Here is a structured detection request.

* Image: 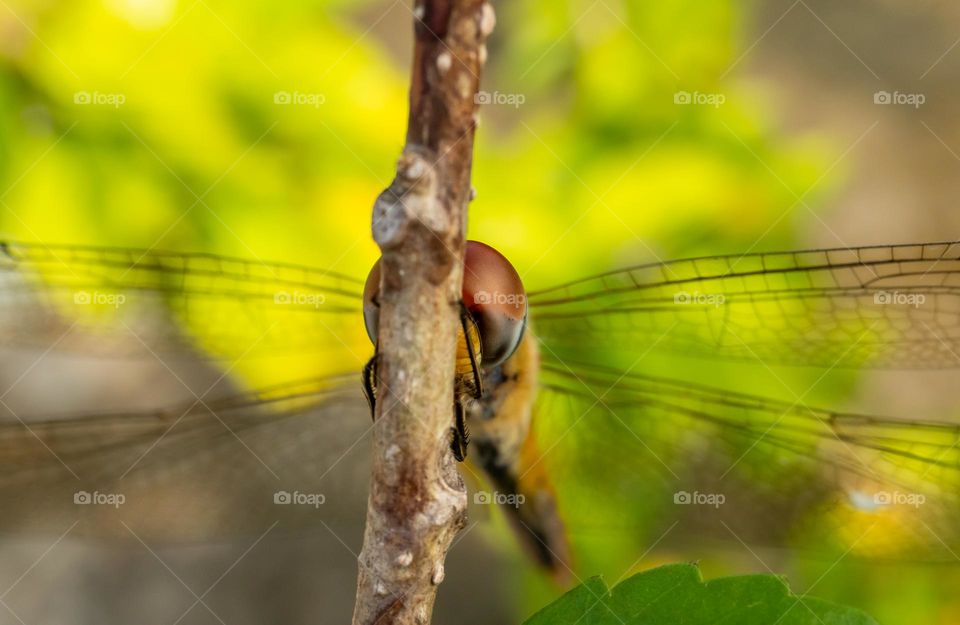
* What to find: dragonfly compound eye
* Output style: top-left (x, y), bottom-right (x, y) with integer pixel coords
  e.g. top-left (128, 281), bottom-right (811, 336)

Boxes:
top-left (463, 240), bottom-right (527, 367)
top-left (362, 241), bottom-right (527, 367)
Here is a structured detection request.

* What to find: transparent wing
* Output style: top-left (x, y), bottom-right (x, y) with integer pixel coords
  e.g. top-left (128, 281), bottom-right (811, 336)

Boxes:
top-left (0, 372), bottom-right (373, 541)
top-left (0, 241), bottom-right (367, 361)
top-left (529, 241), bottom-right (960, 368)
top-left (536, 360), bottom-right (960, 562)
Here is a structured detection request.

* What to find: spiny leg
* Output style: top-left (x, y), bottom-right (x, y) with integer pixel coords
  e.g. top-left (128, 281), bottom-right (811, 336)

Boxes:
top-left (450, 400), bottom-right (470, 462)
top-left (453, 304), bottom-right (483, 462)
top-left (362, 350), bottom-right (379, 421)
top-left (460, 303), bottom-right (484, 399)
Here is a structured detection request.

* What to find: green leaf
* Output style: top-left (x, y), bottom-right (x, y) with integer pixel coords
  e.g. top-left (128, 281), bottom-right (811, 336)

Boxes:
top-left (522, 563), bottom-right (878, 625)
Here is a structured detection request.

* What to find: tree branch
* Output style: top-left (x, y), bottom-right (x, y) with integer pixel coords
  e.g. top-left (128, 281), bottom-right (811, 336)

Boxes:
top-left (352, 1), bottom-right (494, 624)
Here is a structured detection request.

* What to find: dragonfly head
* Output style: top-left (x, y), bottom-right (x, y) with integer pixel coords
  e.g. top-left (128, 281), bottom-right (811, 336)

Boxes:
top-left (362, 240), bottom-right (527, 368)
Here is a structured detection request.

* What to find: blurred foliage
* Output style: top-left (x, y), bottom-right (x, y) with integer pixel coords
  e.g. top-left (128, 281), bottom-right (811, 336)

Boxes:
top-left (0, 0), bottom-right (953, 623)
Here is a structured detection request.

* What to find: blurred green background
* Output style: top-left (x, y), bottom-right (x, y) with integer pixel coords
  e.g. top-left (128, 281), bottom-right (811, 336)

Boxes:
top-left (1, 0), bottom-right (959, 623)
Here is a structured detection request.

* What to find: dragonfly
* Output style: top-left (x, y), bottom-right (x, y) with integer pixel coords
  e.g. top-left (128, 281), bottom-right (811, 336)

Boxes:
top-left (0, 238), bottom-right (959, 583)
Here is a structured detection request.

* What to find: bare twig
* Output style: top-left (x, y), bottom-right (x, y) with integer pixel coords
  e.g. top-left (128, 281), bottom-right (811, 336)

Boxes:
top-left (352, 1), bottom-right (494, 624)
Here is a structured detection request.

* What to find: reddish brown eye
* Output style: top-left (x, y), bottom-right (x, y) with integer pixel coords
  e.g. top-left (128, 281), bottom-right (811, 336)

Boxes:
top-left (462, 240), bottom-right (527, 367)
top-left (362, 259), bottom-right (381, 345)
top-left (362, 241), bottom-right (527, 367)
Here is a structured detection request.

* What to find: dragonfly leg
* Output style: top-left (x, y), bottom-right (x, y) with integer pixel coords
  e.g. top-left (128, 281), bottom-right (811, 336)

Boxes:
top-left (362, 350), bottom-right (378, 420)
top-left (450, 400), bottom-right (470, 462)
top-left (460, 303), bottom-right (484, 399)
